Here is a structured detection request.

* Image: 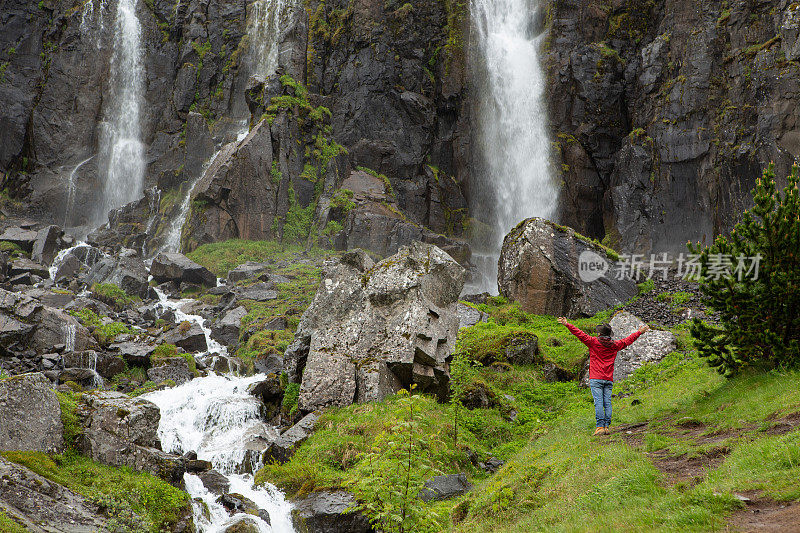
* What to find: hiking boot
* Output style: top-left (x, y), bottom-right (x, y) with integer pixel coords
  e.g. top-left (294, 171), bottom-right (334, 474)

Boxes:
top-left (602, 427), bottom-right (611, 435)
top-left (593, 427), bottom-right (604, 436)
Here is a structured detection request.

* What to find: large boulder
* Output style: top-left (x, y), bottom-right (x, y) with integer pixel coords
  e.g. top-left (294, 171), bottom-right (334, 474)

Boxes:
top-left (211, 306), bottom-right (248, 349)
top-left (160, 322), bottom-right (208, 353)
top-left (0, 457), bottom-right (107, 530)
top-left (418, 473), bottom-right (472, 502)
top-left (227, 261), bottom-right (272, 283)
top-left (0, 372), bottom-right (63, 453)
top-left (498, 218), bottom-right (637, 316)
top-left (31, 225), bottom-right (63, 266)
top-left (77, 392), bottom-right (185, 482)
top-left (150, 252), bottom-right (217, 287)
top-left (147, 357), bottom-right (193, 386)
top-left (84, 255), bottom-right (150, 299)
top-left (0, 227), bottom-right (38, 252)
top-left (8, 257), bottom-right (50, 279)
top-left (609, 312), bottom-right (677, 381)
top-left (31, 306), bottom-right (93, 355)
top-left (291, 490), bottom-right (373, 533)
top-left (289, 243), bottom-right (464, 412)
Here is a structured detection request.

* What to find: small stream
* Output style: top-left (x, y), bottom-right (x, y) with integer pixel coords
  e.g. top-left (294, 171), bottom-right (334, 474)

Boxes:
top-left (144, 290), bottom-right (295, 532)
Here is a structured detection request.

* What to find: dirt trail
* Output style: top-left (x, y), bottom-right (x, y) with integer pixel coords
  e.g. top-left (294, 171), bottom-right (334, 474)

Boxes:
top-left (606, 413), bottom-right (800, 530)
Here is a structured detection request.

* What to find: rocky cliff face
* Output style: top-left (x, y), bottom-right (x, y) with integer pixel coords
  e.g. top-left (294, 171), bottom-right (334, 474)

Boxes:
top-left (0, 0), bottom-right (471, 260)
top-left (547, 0), bottom-right (800, 253)
top-left (2, 0), bottom-right (793, 262)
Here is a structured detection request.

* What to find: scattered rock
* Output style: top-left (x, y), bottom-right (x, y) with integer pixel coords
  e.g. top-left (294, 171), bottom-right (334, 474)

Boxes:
top-left (211, 306), bottom-right (248, 349)
top-left (8, 257), bottom-right (50, 278)
top-left (85, 255), bottom-right (150, 299)
top-left (77, 392), bottom-right (185, 483)
top-left (197, 469), bottom-right (231, 495)
top-left (0, 227), bottom-right (38, 252)
top-left (291, 490), bottom-right (372, 533)
top-left (457, 303), bottom-right (487, 329)
top-left (498, 218), bottom-right (637, 316)
top-left (31, 225), bottom-right (63, 266)
top-left (263, 412), bottom-right (319, 464)
top-left (151, 252), bottom-right (217, 287)
top-left (543, 362), bottom-right (575, 383)
top-left (0, 372), bottom-right (63, 453)
top-left (233, 282), bottom-right (278, 302)
top-left (228, 261), bottom-right (272, 283)
top-left (147, 357), bottom-right (193, 386)
top-left (609, 311), bottom-right (676, 381)
top-left (419, 473), bottom-right (472, 502)
top-left (0, 457), bottom-right (108, 530)
top-left (161, 322), bottom-right (208, 353)
top-left (292, 243), bottom-right (465, 411)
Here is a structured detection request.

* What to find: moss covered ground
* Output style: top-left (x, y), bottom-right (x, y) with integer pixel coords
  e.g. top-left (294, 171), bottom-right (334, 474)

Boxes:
top-left (253, 294), bottom-right (800, 532)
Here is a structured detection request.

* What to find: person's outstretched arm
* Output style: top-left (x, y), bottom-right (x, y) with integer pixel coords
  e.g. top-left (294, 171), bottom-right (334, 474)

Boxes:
top-left (557, 317), bottom-right (595, 348)
top-left (616, 324), bottom-right (650, 349)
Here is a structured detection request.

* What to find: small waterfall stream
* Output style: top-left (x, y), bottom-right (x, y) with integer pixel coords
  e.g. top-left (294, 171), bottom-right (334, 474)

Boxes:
top-left (96, 0), bottom-right (146, 225)
top-left (144, 289), bottom-right (295, 532)
top-left (469, 0), bottom-right (558, 292)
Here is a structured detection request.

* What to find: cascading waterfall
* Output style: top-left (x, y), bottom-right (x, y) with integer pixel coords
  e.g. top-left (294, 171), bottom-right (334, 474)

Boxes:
top-left (143, 289), bottom-right (294, 532)
top-left (469, 0), bottom-right (558, 292)
top-left (95, 0), bottom-right (146, 225)
top-left (64, 155), bottom-right (95, 227)
top-left (157, 0), bottom-right (288, 253)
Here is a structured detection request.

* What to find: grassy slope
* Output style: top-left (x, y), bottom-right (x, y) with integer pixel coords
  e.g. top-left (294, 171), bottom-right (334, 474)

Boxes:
top-left (252, 290), bottom-right (800, 532)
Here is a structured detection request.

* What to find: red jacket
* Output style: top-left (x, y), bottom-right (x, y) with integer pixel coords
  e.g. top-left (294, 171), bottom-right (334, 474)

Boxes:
top-left (565, 323), bottom-right (643, 381)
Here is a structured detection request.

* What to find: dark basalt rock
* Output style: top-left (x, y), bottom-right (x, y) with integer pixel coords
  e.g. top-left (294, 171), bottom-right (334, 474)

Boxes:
top-left (498, 218), bottom-right (637, 316)
top-left (291, 490), bottom-right (373, 533)
top-left (418, 473), bottom-right (472, 502)
top-left (150, 252), bottom-right (217, 288)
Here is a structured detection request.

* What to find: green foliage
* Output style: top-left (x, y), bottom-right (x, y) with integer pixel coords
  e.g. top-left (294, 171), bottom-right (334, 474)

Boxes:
top-left (152, 343), bottom-right (178, 358)
top-left (0, 240), bottom-right (24, 256)
top-left (192, 39), bottom-right (212, 59)
top-left (346, 389), bottom-right (444, 533)
top-left (282, 382), bottom-right (300, 416)
top-left (270, 160), bottom-right (282, 185)
top-left (90, 283), bottom-right (138, 310)
top-left (637, 278), bottom-right (655, 294)
top-left (69, 308), bottom-right (133, 345)
top-left (282, 184), bottom-right (315, 244)
top-left (689, 163), bottom-right (800, 374)
top-left (1, 452), bottom-right (191, 532)
top-left (0, 62), bottom-right (8, 84)
top-left (322, 220), bottom-right (344, 245)
top-left (55, 390), bottom-right (82, 450)
top-left (0, 510), bottom-right (27, 533)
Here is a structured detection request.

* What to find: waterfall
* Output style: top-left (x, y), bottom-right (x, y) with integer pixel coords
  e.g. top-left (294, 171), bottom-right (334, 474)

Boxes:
top-left (96, 0), bottom-right (146, 226)
top-left (469, 0), bottom-right (558, 292)
top-left (64, 324), bottom-right (76, 353)
top-left (64, 155), bottom-right (95, 227)
top-left (144, 289), bottom-right (295, 532)
top-left (156, 0), bottom-right (288, 254)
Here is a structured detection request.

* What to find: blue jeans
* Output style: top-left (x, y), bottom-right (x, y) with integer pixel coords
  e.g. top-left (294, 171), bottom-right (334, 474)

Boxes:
top-left (589, 379), bottom-right (613, 428)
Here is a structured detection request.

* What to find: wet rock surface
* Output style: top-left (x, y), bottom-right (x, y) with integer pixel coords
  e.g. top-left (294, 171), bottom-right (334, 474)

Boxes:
top-left (291, 490), bottom-right (373, 533)
top-left (498, 218), bottom-right (637, 316)
top-left (610, 312), bottom-right (677, 382)
top-left (0, 372), bottom-right (64, 453)
top-left (290, 243), bottom-right (465, 411)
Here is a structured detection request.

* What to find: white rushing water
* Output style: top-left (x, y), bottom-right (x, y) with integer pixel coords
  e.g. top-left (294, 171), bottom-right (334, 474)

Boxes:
top-left (157, 0), bottom-right (288, 254)
top-left (144, 290), bottom-right (295, 532)
top-left (64, 155), bottom-right (95, 227)
top-left (469, 0), bottom-right (558, 292)
top-left (96, 0), bottom-right (146, 225)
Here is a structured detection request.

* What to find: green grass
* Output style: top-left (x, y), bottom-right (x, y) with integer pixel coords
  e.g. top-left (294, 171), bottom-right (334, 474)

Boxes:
top-left (186, 239), bottom-right (331, 278)
top-left (0, 510), bottom-right (27, 532)
top-left (90, 283), bottom-right (138, 310)
top-left (251, 291), bottom-right (800, 533)
top-left (1, 451), bottom-right (191, 532)
top-left (69, 308), bottom-right (134, 345)
top-left (458, 297), bottom-right (615, 372)
top-left (452, 353), bottom-right (800, 532)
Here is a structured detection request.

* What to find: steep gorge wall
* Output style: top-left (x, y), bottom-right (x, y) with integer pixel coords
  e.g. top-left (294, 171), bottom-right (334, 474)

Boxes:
top-left (547, 0), bottom-right (800, 253)
top-left (3, 0), bottom-right (796, 260)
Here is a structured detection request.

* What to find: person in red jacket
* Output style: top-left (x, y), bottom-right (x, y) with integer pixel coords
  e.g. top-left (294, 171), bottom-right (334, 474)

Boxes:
top-left (558, 316), bottom-right (649, 435)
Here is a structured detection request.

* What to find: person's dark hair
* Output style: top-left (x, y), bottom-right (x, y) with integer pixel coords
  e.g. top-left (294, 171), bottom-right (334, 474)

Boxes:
top-left (596, 323), bottom-right (613, 337)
